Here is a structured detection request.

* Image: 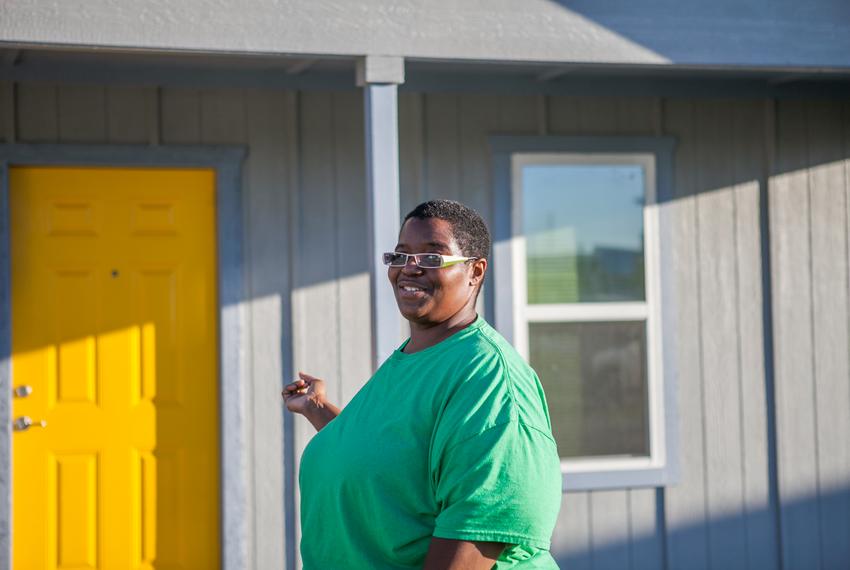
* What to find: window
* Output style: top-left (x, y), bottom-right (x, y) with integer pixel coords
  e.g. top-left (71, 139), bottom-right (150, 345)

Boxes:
top-left (490, 137), bottom-right (677, 491)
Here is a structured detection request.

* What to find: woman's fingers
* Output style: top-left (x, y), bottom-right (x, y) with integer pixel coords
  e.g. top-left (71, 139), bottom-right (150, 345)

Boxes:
top-left (284, 379), bottom-right (309, 391)
top-left (298, 371), bottom-right (321, 383)
top-left (282, 378), bottom-right (310, 400)
top-left (282, 372), bottom-right (322, 406)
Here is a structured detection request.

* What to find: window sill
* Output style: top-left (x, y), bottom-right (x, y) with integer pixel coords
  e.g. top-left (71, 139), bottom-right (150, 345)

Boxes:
top-left (562, 463), bottom-right (678, 492)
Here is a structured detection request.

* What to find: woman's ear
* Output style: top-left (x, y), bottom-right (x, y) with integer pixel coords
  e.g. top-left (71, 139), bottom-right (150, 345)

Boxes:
top-left (469, 258), bottom-right (488, 286)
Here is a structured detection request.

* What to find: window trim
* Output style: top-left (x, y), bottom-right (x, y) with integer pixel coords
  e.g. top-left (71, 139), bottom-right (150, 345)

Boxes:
top-left (489, 135), bottom-right (679, 492)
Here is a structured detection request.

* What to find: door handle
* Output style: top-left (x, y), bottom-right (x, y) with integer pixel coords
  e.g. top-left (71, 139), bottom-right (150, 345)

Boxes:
top-left (13, 416), bottom-right (47, 431)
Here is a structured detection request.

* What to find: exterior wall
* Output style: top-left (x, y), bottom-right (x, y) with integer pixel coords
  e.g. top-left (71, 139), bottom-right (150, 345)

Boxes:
top-left (771, 100), bottom-right (850, 570)
top-left (0, 82), bottom-right (297, 569)
top-left (396, 94), bottom-right (850, 569)
top-left (3, 80), bottom-right (850, 569)
top-left (397, 94), bottom-right (775, 569)
top-left (289, 91), bottom-right (374, 568)
top-left (3, 1), bottom-right (850, 69)
top-left (661, 99), bottom-right (777, 570)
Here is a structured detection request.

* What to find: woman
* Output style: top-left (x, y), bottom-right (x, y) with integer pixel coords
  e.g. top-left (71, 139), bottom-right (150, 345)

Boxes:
top-left (283, 200), bottom-right (561, 569)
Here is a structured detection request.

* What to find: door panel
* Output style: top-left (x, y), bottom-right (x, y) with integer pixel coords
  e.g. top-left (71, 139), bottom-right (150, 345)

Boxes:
top-left (11, 166), bottom-right (220, 570)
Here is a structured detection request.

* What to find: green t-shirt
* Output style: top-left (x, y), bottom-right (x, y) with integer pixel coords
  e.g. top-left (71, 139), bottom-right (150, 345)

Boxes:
top-left (299, 316), bottom-right (562, 569)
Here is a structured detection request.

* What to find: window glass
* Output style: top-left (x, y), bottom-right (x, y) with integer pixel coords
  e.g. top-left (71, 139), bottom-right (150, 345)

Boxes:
top-left (522, 164), bottom-right (646, 303)
top-left (529, 321), bottom-right (650, 458)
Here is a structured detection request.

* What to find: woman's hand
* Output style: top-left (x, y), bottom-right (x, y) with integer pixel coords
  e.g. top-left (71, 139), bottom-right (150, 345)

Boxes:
top-left (282, 372), bottom-right (326, 414)
top-left (282, 372), bottom-right (341, 431)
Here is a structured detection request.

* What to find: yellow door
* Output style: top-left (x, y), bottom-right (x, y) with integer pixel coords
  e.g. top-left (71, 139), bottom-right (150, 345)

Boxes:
top-left (11, 166), bottom-right (220, 569)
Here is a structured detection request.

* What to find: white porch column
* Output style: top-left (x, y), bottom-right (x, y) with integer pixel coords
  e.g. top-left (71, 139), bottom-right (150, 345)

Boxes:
top-left (358, 55), bottom-right (405, 370)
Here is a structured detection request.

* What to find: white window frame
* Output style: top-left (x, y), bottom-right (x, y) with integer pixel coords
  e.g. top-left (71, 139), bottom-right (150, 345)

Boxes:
top-left (489, 136), bottom-right (679, 492)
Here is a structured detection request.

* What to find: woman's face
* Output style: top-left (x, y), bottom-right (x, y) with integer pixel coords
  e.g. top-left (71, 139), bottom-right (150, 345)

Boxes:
top-left (388, 217), bottom-right (485, 325)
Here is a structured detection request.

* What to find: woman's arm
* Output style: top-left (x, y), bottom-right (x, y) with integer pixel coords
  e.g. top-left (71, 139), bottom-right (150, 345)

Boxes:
top-left (299, 396), bottom-right (340, 432)
top-left (282, 372), bottom-right (340, 431)
top-left (423, 538), bottom-right (505, 570)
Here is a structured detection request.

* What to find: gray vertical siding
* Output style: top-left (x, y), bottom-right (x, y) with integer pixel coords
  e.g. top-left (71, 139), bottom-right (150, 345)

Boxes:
top-left (3, 79), bottom-right (850, 569)
top-left (241, 88), bottom-right (293, 570)
top-left (663, 99), bottom-right (711, 570)
top-left (771, 100), bottom-right (850, 570)
top-left (694, 101), bottom-right (748, 570)
top-left (771, 99), bottom-right (821, 570)
top-left (291, 90), bottom-right (372, 407)
top-left (661, 98), bottom-right (779, 570)
top-left (801, 101), bottom-right (850, 570)
top-left (732, 101), bottom-right (777, 570)
top-left (289, 89), bottom-right (375, 564)
top-left (330, 92), bottom-right (372, 405)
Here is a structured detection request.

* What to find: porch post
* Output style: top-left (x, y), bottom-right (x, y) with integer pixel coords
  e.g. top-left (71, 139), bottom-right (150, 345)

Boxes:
top-left (358, 55), bottom-right (405, 370)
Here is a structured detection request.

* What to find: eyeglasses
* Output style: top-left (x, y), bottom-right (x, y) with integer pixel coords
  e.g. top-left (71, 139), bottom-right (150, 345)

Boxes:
top-left (382, 252), bottom-right (478, 269)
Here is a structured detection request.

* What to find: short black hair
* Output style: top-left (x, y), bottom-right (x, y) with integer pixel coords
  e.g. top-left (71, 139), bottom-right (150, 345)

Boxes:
top-left (402, 200), bottom-right (491, 259)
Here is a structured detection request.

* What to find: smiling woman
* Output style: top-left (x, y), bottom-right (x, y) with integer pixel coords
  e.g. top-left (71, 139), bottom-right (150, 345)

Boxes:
top-left (283, 200), bottom-right (562, 570)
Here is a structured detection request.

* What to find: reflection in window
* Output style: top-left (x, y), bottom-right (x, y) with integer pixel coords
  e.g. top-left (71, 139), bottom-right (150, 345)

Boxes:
top-left (529, 321), bottom-right (649, 458)
top-left (523, 164), bottom-right (645, 303)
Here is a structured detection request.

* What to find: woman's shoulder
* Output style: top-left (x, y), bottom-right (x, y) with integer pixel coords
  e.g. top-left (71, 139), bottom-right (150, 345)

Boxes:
top-left (453, 319), bottom-right (537, 383)
top-left (445, 317), bottom-right (509, 356)
top-left (443, 319), bottom-right (552, 434)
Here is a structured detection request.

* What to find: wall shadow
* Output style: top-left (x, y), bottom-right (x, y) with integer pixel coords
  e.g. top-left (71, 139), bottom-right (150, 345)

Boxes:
top-left (543, 0), bottom-right (850, 69)
top-left (552, 486), bottom-right (850, 570)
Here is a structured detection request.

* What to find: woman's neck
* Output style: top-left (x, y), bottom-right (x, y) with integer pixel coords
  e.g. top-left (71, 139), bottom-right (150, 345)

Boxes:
top-left (404, 308), bottom-right (478, 354)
